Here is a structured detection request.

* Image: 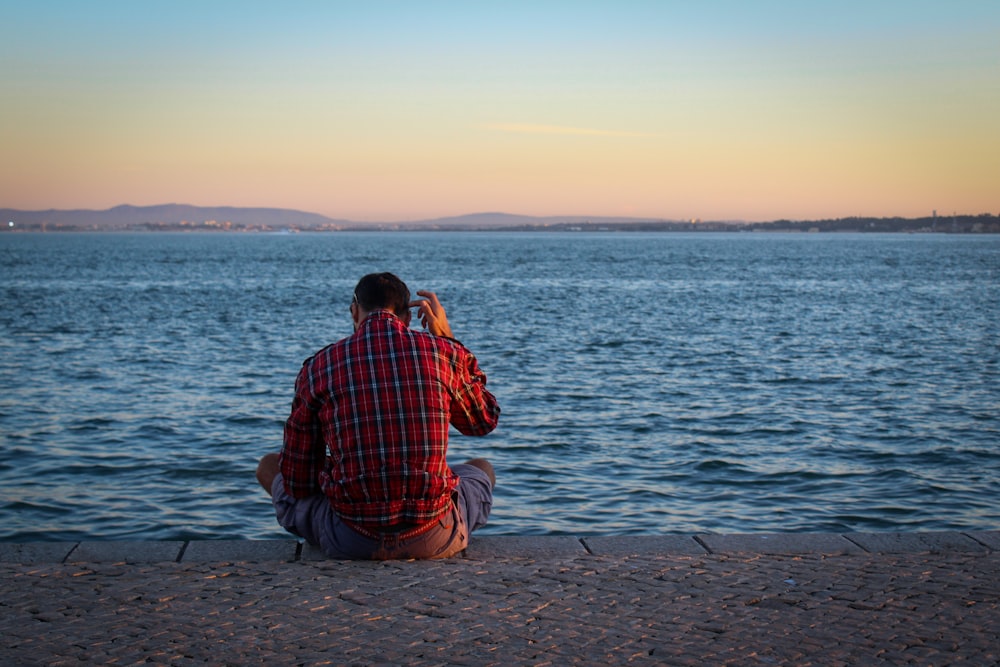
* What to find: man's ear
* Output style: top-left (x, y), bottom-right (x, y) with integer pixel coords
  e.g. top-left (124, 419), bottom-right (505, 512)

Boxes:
top-left (401, 308), bottom-right (412, 326)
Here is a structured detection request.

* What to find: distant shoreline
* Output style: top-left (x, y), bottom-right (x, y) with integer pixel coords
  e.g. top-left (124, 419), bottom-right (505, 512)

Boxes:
top-left (4, 221), bottom-right (999, 234)
top-left (3, 204), bottom-right (998, 234)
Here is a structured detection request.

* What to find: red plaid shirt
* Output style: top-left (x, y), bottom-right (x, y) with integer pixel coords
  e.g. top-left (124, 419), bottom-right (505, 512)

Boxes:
top-left (280, 311), bottom-right (500, 528)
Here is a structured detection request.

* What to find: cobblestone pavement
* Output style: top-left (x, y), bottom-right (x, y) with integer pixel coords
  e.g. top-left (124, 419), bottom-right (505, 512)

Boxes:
top-left (2, 537), bottom-right (998, 665)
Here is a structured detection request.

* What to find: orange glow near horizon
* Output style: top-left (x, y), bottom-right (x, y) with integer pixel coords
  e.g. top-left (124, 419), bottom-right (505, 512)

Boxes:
top-left (1, 3), bottom-right (997, 222)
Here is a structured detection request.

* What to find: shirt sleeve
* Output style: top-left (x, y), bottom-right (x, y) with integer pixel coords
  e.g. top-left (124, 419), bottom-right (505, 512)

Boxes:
top-left (447, 342), bottom-right (501, 436)
top-left (279, 362), bottom-right (326, 498)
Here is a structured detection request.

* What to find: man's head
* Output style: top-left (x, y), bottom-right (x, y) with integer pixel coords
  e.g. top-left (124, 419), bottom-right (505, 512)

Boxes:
top-left (351, 272), bottom-right (411, 328)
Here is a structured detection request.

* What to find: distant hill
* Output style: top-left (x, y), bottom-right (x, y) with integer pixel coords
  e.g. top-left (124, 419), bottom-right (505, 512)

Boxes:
top-left (3, 204), bottom-right (997, 233)
top-left (1, 204), bottom-right (349, 230)
top-left (397, 212), bottom-right (677, 228)
top-left (1, 205), bottom-right (680, 231)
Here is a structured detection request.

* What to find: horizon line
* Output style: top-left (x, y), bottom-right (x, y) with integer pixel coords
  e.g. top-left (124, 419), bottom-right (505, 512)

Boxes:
top-left (4, 203), bottom-right (992, 226)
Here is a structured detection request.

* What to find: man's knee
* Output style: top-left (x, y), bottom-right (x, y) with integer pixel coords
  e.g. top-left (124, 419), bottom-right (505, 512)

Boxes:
top-left (257, 453), bottom-right (280, 493)
top-left (463, 458), bottom-right (495, 489)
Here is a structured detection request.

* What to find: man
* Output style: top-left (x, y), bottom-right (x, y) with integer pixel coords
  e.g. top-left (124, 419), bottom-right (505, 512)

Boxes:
top-left (256, 272), bottom-right (500, 559)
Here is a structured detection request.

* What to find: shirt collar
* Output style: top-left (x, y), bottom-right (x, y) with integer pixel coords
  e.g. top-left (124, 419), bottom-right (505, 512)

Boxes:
top-left (360, 309), bottom-right (405, 327)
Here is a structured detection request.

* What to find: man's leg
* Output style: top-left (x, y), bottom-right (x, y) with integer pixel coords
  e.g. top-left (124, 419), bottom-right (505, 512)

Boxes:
top-left (257, 452), bottom-right (280, 493)
top-left (451, 460), bottom-right (495, 534)
top-left (258, 453), bottom-right (327, 547)
top-left (463, 458), bottom-right (495, 488)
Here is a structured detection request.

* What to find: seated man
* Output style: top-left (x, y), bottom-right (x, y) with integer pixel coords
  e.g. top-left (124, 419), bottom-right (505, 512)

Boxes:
top-left (257, 272), bottom-right (500, 559)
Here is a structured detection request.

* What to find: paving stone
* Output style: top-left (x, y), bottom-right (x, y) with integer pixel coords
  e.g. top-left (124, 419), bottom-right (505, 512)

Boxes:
top-left (68, 540), bottom-right (186, 563)
top-left (966, 531), bottom-right (1000, 551)
top-left (581, 535), bottom-right (708, 556)
top-left (299, 542), bottom-right (328, 561)
top-left (697, 532), bottom-right (862, 555)
top-left (3, 543), bottom-right (998, 665)
top-left (461, 535), bottom-right (587, 559)
top-left (181, 539), bottom-right (299, 562)
top-left (0, 542), bottom-right (78, 563)
top-left (845, 531), bottom-right (991, 554)
top-left (298, 535), bottom-right (588, 561)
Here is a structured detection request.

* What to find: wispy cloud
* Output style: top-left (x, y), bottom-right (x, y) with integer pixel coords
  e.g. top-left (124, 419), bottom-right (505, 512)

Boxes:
top-left (484, 123), bottom-right (653, 138)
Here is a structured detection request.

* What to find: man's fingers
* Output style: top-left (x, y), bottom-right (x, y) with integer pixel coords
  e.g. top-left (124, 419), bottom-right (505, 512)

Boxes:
top-left (415, 290), bottom-right (442, 309)
top-left (410, 291), bottom-right (450, 336)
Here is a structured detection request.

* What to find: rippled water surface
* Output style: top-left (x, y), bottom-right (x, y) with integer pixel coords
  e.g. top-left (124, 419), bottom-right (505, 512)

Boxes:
top-left (1, 231), bottom-right (997, 540)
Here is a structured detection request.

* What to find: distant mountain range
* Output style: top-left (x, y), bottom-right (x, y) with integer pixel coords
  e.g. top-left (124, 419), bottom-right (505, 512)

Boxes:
top-left (2, 204), bottom-right (997, 233)
top-left (1, 204), bottom-right (350, 230)
top-left (388, 211), bottom-right (682, 229)
top-left (0, 204), bottom-right (678, 231)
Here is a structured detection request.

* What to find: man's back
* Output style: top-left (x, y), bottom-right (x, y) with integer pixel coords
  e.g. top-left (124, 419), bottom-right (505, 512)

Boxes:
top-left (282, 310), bottom-right (499, 528)
top-left (260, 273), bottom-right (499, 559)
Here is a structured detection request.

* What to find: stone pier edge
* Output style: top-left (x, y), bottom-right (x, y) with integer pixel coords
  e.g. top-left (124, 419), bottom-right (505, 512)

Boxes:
top-left (2, 530), bottom-right (997, 565)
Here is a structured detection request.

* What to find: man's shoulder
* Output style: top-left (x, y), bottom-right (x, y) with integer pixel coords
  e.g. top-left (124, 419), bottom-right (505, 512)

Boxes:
top-left (427, 335), bottom-right (480, 368)
top-left (302, 335), bottom-right (353, 366)
top-left (408, 328), bottom-right (468, 352)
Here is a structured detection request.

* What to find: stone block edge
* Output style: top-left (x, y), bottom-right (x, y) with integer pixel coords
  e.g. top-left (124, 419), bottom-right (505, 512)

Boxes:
top-left (1, 531), bottom-right (996, 564)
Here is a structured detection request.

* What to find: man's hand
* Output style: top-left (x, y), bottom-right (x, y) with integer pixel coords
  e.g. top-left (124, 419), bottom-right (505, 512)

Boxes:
top-left (410, 290), bottom-right (453, 338)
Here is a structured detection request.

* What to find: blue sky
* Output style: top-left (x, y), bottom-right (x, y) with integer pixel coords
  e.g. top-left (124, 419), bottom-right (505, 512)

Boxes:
top-left (2, 1), bottom-right (998, 221)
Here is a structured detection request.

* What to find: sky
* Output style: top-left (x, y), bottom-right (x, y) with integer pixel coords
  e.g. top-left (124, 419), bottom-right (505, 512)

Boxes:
top-left (1, 1), bottom-right (998, 222)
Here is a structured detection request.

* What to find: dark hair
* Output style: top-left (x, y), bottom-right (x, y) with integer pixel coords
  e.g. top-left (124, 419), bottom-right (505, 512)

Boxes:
top-left (353, 272), bottom-right (410, 317)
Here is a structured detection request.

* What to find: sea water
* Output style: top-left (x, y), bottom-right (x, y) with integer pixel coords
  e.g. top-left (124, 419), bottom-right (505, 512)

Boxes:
top-left (1, 231), bottom-right (997, 540)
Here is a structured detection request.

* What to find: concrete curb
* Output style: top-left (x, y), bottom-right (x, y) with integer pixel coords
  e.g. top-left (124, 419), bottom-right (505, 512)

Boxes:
top-left (1, 531), bottom-right (997, 564)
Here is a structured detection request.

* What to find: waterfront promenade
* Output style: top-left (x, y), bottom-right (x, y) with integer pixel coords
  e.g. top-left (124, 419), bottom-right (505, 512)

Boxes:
top-left (3, 531), bottom-right (998, 665)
